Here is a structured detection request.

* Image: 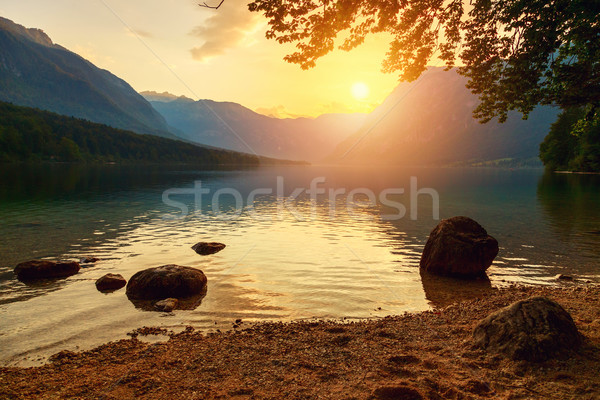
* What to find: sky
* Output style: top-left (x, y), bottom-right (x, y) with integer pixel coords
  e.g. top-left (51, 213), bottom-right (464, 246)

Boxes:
top-left (0, 0), bottom-right (401, 118)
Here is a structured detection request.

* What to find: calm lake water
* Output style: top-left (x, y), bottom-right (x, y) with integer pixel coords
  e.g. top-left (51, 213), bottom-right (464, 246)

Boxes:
top-left (0, 164), bottom-right (599, 365)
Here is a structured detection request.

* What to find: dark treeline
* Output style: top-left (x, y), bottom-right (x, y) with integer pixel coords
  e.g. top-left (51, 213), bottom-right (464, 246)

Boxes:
top-left (0, 101), bottom-right (259, 165)
top-left (540, 107), bottom-right (600, 172)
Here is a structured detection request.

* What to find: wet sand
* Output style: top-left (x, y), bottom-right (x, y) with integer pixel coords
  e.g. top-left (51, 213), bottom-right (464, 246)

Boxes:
top-left (0, 284), bottom-right (598, 399)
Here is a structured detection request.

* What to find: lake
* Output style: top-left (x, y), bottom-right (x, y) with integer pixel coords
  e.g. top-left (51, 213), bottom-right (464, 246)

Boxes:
top-left (0, 164), bottom-right (599, 366)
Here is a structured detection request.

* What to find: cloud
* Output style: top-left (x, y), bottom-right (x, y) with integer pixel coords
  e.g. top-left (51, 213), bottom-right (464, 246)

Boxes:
top-left (189, 0), bottom-right (260, 61)
top-left (254, 105), bottom-right (309, 119)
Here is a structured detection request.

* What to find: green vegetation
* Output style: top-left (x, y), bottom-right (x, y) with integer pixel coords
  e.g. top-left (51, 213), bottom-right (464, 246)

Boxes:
top-left (540, 107), bottom-right (600, 172)
top-left (0, 101), bottom-right (259, 165)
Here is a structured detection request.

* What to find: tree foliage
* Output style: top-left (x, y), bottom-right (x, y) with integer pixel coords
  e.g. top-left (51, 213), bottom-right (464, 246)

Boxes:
top-left (247, 0), bottom-right (600, 123)
top-left (539, 105), bottom-right (600, 172)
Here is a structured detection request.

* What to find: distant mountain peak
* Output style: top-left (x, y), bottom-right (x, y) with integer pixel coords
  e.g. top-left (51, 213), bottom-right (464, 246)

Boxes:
top-left (148, 96), bottom-right (367, 161)
top-left (0, 17), bottom-right (55, 48)
top-left (140, 90), bottom-right (193, 102)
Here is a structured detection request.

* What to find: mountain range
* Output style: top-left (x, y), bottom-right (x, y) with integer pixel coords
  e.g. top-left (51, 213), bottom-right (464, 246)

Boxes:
top-left (328, 68), bottom-right (559, 165)
top-left (0, 17), bottom-right (175, 139)
top-left (0, 16), bottom-right (560, 166)
top-left (142, 92), bottom-right (366, 162)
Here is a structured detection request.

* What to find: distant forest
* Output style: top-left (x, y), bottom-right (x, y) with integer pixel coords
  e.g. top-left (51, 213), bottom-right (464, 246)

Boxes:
top-left (0, 101), bottom-right (259, 165)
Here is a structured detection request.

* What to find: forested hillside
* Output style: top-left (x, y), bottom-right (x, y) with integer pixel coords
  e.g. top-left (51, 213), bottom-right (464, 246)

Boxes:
top-left (0, 102), bottom-right (259, 165)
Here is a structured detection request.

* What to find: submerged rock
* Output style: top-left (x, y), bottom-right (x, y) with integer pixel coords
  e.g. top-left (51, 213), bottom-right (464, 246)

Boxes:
top-left (473, 296), bottom-right (582, 362)
top-left (14, 260), bottom-right (80, 281)
top-left (419, 216), bottom-right (498, 277)
top-left (95, 273), bottom-right (126, 292)
top-left (419, 269), bottom-right (492, 308)
top-left (155, 298), bottom-right (178, 312)
top-left (81, 257), bottom-right (100, 264)
top-left (191, 242), bottom-right (226, 256)
top-left (555, 274), bottom-right (574, 281)
top-left (126, 264), bottom-right (207, 300)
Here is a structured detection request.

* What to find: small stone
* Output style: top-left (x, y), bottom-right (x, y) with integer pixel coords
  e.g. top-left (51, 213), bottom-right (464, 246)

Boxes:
top-left (555, 274), bottom-right (574, 281)
top-left (155, 298), bottom-right (178, 312)
top-left (95, 273), bottom-right (126, 291)
top-left (49, 350), bottom-right (77, 363)
top-left (191, 242), bottom-right (226, 256)
top-left (81, 257), bottom-right (100, 264)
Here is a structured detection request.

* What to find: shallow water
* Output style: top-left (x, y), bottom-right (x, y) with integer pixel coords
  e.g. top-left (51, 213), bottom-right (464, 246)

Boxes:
top-left (0, 164), bottom-right (598, 365)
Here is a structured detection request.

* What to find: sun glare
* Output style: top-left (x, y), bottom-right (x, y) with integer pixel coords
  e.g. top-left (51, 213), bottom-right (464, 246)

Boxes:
top-left (351, 82), bottom-right (370, 100)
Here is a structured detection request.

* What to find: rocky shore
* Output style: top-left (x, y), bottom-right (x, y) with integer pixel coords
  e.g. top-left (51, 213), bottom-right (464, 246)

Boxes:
top-left (0, 284), bottom-right (598, 399)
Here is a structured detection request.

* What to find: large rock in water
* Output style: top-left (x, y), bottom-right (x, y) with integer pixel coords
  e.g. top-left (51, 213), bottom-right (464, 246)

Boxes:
top-left (126, 265), bottom-right (207, 300)
top-left (419, 216), bottom-right (498, 277)
top-left (473, 297), bottom-right (582, 362)
top-left (14, 260), bottom-right (80, 281)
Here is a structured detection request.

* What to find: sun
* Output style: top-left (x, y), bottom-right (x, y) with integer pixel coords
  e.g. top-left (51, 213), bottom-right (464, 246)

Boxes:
top-left (351, 82), bottom-right (370, 100)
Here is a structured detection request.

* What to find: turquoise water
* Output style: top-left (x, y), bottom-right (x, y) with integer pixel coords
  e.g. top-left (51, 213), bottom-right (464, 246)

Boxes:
top-left (0, 164), bottom-right (598, 365)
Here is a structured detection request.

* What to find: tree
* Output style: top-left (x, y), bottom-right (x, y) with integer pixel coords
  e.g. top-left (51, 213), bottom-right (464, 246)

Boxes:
top-left (540, 106), bottom-right (600, 171)
top-left (247, 0), bottom-right (600, 123)
top-left (58, 137), bottom-right (82, 162)
top-left (539, 107), bottom-right (583, 170)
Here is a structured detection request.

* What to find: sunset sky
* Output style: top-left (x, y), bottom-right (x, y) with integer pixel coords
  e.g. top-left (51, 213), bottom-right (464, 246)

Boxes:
top-left (0, 0), bottom-right (401, 117)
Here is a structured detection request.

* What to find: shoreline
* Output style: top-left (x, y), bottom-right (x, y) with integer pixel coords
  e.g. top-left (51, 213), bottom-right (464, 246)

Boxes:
top-left (554, 170), bottom-right (600, 175)
top-left (1, 284), bottom-right (598, 399)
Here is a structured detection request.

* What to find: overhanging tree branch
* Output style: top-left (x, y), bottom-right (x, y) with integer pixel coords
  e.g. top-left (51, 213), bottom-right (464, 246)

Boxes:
top-left (246, 0), bottom-right (600, 123)
top-left (199, 0), bottom-right (224, 9)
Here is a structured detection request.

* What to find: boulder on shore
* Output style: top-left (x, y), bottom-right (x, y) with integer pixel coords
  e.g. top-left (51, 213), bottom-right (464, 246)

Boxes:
top-left (473, 296), bottom-right (582, 362)
top-left (14, 260), bottom-right (80, 281)
top-left (126, 264), bottom-right (207, 300)
top-left (191, 242), bottom-right (226, 256)
top-left (95, 273), bottom-right (126, 292)
top-left (419, 216), bottom-right (498, 277)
